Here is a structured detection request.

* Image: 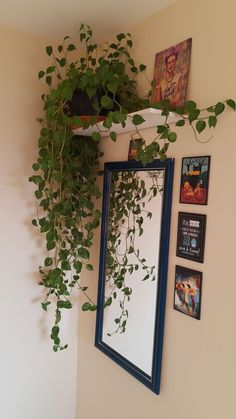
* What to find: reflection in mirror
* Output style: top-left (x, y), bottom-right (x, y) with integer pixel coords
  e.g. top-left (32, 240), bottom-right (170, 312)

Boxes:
top-left (95, 159), bottom-right (174, 394)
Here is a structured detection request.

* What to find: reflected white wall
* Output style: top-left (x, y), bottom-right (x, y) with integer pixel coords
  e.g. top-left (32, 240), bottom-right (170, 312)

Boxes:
top-left (102, 169), bottom-right (164, 375)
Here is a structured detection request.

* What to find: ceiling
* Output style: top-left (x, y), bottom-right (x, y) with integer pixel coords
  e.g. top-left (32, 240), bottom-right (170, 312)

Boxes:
top-left (1, 0), bottom-right (175, 41)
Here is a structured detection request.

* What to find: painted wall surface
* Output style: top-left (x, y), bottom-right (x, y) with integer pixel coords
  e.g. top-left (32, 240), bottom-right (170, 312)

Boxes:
top-left (0, 25), bottom-right (78, 419)
top-left (76, 1), bottom-right (236, 418)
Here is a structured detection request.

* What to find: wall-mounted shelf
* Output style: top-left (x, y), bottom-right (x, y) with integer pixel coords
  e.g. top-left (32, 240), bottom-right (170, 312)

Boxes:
top-left (72, 108), bottom-right (179, 138)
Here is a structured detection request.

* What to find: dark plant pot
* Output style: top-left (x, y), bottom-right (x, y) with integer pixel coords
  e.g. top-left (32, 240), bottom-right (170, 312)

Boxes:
top-left (67, 89), bottom-right (119, 117)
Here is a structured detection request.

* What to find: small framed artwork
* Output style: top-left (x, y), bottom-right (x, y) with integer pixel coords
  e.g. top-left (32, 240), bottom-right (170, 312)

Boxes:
top-left (176, 212), bottom-right (206, 263)
top-left (151, 38), bottom-right (192, 108)
top-left (128, 138), bottom-right (143, 160)
top-left (179, 156), bottom-right (211, 205)
top-left (174, 265), bottom-right (202, 320)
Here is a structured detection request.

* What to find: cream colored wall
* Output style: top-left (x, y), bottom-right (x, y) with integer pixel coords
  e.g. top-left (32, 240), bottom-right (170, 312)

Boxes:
top-left (76, 1), bottom-right (236, 418)
top-left (0, 25), bottom-right (78, 419)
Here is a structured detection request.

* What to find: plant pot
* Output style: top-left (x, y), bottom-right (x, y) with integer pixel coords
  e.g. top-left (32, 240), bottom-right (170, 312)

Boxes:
top-left (67, 89), bottom-right (119, 118)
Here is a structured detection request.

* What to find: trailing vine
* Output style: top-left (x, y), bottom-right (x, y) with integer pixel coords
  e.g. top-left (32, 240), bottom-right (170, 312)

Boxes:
top-left (105, 169), bottom-right (164, 335)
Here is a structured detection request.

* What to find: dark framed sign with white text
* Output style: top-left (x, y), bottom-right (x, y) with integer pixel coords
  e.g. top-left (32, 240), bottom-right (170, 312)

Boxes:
top-left (176, 212), bottom-right (206, 263)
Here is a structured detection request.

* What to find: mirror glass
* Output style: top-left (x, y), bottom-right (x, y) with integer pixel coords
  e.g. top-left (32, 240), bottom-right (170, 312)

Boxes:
top-left (95, 159), bottom-right (174, 394)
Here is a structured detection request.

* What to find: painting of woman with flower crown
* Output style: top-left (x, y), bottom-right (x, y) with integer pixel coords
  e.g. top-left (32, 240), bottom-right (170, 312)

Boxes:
top-left (152, 38), bottom-right (192, 108)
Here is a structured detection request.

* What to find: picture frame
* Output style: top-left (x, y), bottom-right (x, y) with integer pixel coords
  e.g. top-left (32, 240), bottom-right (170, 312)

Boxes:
top-left (179, 156), bottom-right (211, 205)
top-left (128, 138), bottom-right (143, 160)
top-left (176, 212), bottom-right (206, 263)
top-left (174, 265), bottom-right (202, 320)
top-left (95, 159), bottom-right (175, 394)
top-left (151, 38), bottom-right (192, 108)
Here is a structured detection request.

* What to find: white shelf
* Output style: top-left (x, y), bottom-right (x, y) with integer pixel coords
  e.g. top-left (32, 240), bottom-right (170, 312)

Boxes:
top-left (72, 107), bottom-right (179, 138)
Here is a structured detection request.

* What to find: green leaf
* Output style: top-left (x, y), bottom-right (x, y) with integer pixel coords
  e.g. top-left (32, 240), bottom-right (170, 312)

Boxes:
top-left (127, 39), bottom-right (133, 48)
top-left (206, 106), bottom-right (215, 112)
top-left (38, 71), bottom-right (45, 79)
top-left (58, 45), bottom-right (63, 53)
top-left (157, 124), bottom-right (167, 134)
top-left (58, 58), bottom-right (66, 67)
top-left (44, 257), bottom-right (53, 267)
top-left (29, 175), bottom-right (42, 185)
top-left (188, 108), bottom-right (200, 123)
top-left (35, 190), bottom-right (43, 199)
top-left (105, 297), bottom-right (112, 307)
top-left (82, 302), bottom-right (91, 311)
top-left (91, 131), bottom-right (101, 142)
top-left (32, 219), bottom-right (38, 226)
top-left (110, 131), bottom-right (117, 142)
top-left (67, 44), bottom-right (76, 51)
top-left (78, 247), bottom-right (90, 259)
top-left (175, 119), bottom-right (185, 127)
top-left (86, 85), bottom-right (97, 99)
top-left (117, 33), bottom-right (126, 42)
top-left (208, 115), bottom-right (217, 128)
top-left (46, 76), bottom-right (52, 86)
top-left (46, 46), bottom-right (53, 56)
top-left (32, 163), bottom-right (40, 171)
top-left (51, 327), bottom-right (59, 342)
top-left (61, 85), bottom-right (73, 100)
top-left (101, 95), bottom-right (113, 110)
top-left (196, 120), bottom-right (206, 133)
top-left (215, 102), bottom-right (225, 116)
top-left (47, 241), bottom-right (55, 251)
top-left (57, 300), bottom-right (72, 309)
top-left (107, 82), bottom-right (118, 94)
top-left (185, 100), bottom-right (197, 112)
top-left (168, 132), bottom-right (177, 142)
top-left (59, 249), bottom-right (68, 260)
top-left (61, 260), bottom-right (71, 271)
top-left (226, 99), bottom-right (236, 110)
top-left (46, 66), bottom-right (55, 74)
top-left (139, 64), bottom-right (146, 72)
top-left (73, 261), bottom-right (82, 272)
top-left (132, 114), bottom-right (145, 126)
top-left (86, 264), bottom-right (93, 271)
top-left (41, 301), bottom-right (51, 311)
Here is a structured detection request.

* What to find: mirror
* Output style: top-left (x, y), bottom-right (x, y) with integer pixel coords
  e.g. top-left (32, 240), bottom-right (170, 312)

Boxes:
top-left (95, 159), bottom-right (174, 394)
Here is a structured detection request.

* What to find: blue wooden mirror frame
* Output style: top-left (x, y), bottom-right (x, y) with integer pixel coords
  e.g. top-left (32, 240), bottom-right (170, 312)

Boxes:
top-left (95, 159), bottom-right (174, 394)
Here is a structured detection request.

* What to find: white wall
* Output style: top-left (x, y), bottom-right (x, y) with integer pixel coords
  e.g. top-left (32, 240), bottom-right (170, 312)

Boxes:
top-left (0, 25), bottom-right (78, 419)
top-left (76, 1), bottom-right (236, 418)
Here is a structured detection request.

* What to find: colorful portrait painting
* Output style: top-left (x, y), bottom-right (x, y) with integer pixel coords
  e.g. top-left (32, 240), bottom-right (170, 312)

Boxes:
top-left (152, 38), bottom-right (192, 108)
top-left (174, 265), bottom-right (202, 320)
top-left (179, 156), bottom-right (211, 205)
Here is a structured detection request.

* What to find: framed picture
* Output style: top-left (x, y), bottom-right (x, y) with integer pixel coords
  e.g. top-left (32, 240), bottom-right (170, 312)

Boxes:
top-left (151, 38), bottom-right (192, 108)
top-left (179, 156), bottom-right (211, 205)
top-left (174, 265), bottom-right (202, 320)
top-left (176, 212), bottom-right (206, 263)
top-left (128, 138), bottom-right (143, 160)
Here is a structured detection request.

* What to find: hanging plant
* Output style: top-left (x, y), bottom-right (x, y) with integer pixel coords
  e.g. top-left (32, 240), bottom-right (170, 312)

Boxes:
top-left (29, 22), bottom-right (235, 350)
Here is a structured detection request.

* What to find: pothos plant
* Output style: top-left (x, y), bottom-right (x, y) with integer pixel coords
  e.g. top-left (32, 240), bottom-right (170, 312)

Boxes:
top-left (29, 22), bottom-right (235, 350)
